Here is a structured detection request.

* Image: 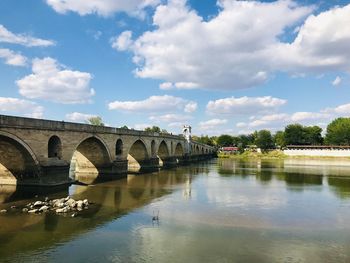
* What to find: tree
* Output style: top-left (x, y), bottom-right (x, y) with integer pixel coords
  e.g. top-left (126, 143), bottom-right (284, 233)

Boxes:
top-left (120, 125), bottom-right (129, 129)
top-left (145, 126), bottom-right (161, 133)
top-left (217, 134), bottom-right (233, 147)
top-left (87, 116), bottom-right (104, 126)
top-left (274, 131), bottom-right (286, 148)
top-left (325, 117), bottom-right (350, 145)
top-left (194, 135), bottom-right (216, 146)
top-left (284, 124), bottom-right (304, 145)
top-left (255, 130), bottom-right (274, 151)
top-left (304, 126), bottom-right (323, 145)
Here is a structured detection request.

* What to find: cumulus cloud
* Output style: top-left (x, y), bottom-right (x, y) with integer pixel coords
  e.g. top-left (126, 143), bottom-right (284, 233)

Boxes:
top-left (108, 95), bottom-right (197, 113)
top-left (0, 97), bottom-right (44, 118)
top-left (149, 113), bottom-right (192, 123)
top-left (332, 76), bottom-right (342, 86)
top-left (114, 0), bottom-right (314, 90)
top-left (16, 57), bottom-right (95, 104)
top-left (0, 24), bottom-right (54, 47)
top-left (46, 0), bottom-right (160, 17)
top-left (237, 103), bottom-right (350, 131)
top-left (199, 119), bottom-right (228, 130)
top-left (0, 48), bottom-right (27, 66)
top-left (65, 112), bottom-right (97, 123)
top-left (134, 123), bottom-right (151, 130)
top-left (275, 4), bottom-right (350, 74)
top-left (111, 30), bottom-right (133, 51)
top-left (207, 96), bottom-right (286, 115)
top-left (114, 0), bottom-right (350, 90)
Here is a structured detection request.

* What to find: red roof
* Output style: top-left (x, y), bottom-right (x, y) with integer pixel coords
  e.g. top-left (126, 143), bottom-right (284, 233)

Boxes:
top-left (222, 147), bottom-right (239, 151)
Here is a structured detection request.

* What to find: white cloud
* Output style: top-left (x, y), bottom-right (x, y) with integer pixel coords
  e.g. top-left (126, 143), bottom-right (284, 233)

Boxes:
top-left (207, 96), bottom-right (286, 115)
top-left (0, 97), bottom-right (44, 118)
top-left (0, 48), bottom-right (27, 66)
top-left (65, 112), bottom-right (97, 123)
top-left (198, 119), bottom-right (228, 130)
top-left (184, 101), bottom-right (197, 113)
top-left (46, 0), bottom-right (160, 17)
top-left (149, 113), bottom-right (192, 123)
top-left (275, 4), bottom-right (350, 73)
top-left (0, 24), bottom-right (54, 47)
top-left (332, 76), bottom-right (342, 86)
top-left (325, 103), bottom-right (350, 115)
top-left (134, 123), bottom-right (151, 130)
top-left (159, 82), bottom-right (173, 90)
top-left (108, 95), bottom-right (197, 113)
top-left (290, 112), bottom-right (330, 122)
top-left (114, 0), bottom-right (313, 90)
top-left (16, 57), bottom-right (95, 104)
top-left (115, 1), bottom-right (350, 90)
top-left (111, 31), bottom-right (133, 51)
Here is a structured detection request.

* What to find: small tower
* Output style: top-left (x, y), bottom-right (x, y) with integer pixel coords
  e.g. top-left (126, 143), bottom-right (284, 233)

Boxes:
top-left (183, 125), bottom-right (192, 154)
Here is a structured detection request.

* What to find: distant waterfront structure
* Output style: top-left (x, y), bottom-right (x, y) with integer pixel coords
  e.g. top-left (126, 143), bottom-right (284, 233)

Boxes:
top-left (284, 145), bottom-right (350, 157)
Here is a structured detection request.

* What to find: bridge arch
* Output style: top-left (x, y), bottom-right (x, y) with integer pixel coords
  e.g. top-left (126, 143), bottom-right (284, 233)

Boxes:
top-left (158, 140), bottom-right (169, 166)
top-left (175, 143), bottom-right (184, 157)
top-left (196, 145), bottom-right (200, 154)
top-left (48, 135), bottom-right (62, 159)
top-left (0, 131), bottom-right (40, 183)
top-left (70, 135), bottom-right (112, 181)
top-left (127, 139), bottom-right (149, 172)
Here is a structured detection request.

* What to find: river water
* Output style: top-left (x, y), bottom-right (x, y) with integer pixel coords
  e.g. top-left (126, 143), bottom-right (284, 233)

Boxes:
top-left (1, 158), bottom-right (350, 262)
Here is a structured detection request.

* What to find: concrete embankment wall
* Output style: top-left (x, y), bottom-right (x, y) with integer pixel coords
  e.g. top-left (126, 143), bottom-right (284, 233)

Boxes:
top-left (284, 149), bottom-right (350, 157)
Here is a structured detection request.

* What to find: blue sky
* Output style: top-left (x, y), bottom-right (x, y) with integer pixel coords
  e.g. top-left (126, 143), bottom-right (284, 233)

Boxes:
top-left (0, 0), bottom-right (350, 136)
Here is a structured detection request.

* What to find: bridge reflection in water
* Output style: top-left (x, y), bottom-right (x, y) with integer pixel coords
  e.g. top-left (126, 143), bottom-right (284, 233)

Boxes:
top-left (0, 163), bottom-right (210, 259)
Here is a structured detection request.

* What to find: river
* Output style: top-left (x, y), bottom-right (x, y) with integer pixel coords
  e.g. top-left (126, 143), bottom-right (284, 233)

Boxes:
top-left (1, 158), bottom-right (350, 262)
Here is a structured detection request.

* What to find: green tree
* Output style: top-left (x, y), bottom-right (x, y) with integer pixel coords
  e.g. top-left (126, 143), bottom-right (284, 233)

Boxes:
top-left (274, 131), bottom-right (286, 147)
top-left (87, 116), bottom-right (104, 126)
top-left (304, 126), bottom-right (323, 145)
top-left (255, 130), bottom-right (274, 151)
top-left (195, 135), bottom-right (216, 146)
top-left (145, 126), bottom-right (161, 133)
top-left (325, 117), bottom-right (350, 145)
top-left (217, 134), bottom-right (233, 147)
top-left (120, 125), bottom-right (129, 129)
top-left (284, 124), bottom-right (304, 145)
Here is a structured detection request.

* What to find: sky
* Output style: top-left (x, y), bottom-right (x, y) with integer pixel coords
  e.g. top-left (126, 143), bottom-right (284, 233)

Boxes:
top-left (1, 0), bottom-right (350, 136)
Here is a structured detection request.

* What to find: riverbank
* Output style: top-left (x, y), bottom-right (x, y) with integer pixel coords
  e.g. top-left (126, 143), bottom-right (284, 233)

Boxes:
top-left (218, 151), bottom-right (350, 160)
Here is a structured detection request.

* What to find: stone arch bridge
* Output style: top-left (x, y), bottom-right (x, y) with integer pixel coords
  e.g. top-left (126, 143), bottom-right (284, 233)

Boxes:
top-left (0, 115), bottom-right (215, 186)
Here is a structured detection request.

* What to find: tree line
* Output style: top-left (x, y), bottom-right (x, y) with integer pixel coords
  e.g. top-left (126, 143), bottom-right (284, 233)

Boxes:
top-left (193, 117), bottom-right (350, 151)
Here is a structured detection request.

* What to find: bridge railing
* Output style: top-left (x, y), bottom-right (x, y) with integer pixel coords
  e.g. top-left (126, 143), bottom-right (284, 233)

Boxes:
top-left (0, 114), bottom-right (182, 139)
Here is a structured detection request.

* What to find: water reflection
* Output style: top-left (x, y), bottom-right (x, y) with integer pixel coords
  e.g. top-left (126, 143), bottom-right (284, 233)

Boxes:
top-left (1, 159), bottom-right (350, 262)
top-left (217, 158), bottom-right (350, 195)
top-left (0, 164), bottom-right (209, 260)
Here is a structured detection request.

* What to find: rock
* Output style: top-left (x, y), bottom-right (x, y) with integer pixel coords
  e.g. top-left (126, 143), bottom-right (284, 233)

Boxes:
top-left (83, 199), bottom-right (89, 206)
top-left (64, 196), bottom-right (70, 201)
top-left (11, 205), bottom-right (16, 209)
top-left (65, 198), bottom-right (76, 208)
top-left (76, 200), bottom-right (84, 210)
top-left (28, 209), bottom-right (38, 213)
top-left (56, 207), bottom-right (69, 213)
top-left (39, 205), bottom-right (49, 212)
top-left (22, 208), bottom-right (29, 213)
top-left (34, 201), bottom-right (44, 207)
top-left (45, 197), bottom-right (49, 202)
top-left (71, 212), bottom-right (77, 217)
top-left (0, 209), bottom-right (7, 213)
